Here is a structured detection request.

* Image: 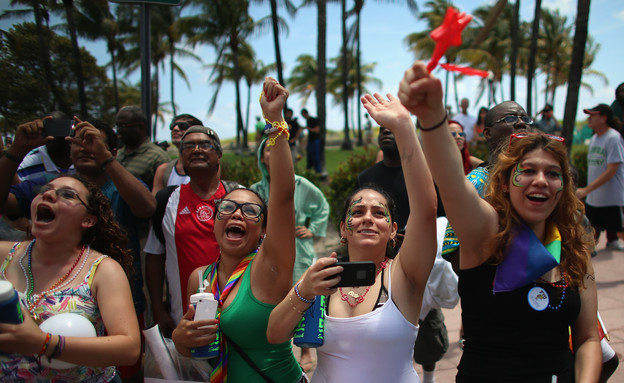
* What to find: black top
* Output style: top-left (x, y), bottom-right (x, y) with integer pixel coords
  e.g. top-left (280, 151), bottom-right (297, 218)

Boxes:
top-left (305, 116), bottom-right (320, 140)
top-left (457, 263), bottom-right (580, 383)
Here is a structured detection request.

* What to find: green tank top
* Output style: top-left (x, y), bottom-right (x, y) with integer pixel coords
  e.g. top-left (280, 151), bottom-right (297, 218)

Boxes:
top-left (220, 260), bottom-right (302, 382)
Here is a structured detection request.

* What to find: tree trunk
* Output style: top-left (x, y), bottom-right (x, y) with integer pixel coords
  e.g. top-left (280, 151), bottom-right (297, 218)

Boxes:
top-left (64, 0), bottom-right (88, 117)
top-left (34, 2), bottom-right (68, 113)
top-left (269, 0), bottom-right (287, 110)
top-left (170, 38), bottom-right (176, 117)
top-left (562, 0), bottom-right (590, 153)
top-left (317, 0), bottom-right (328, 174)
top-left (355, 11), bottom-right (363, 147)
top-left (232, 43), bottom-right (246, 151)
top-left (510, 0), bottom-right (520, 101)
top-left (340, 0), bottom-right (351, 150)
top-left (526, 0), bottom-right (542, 117)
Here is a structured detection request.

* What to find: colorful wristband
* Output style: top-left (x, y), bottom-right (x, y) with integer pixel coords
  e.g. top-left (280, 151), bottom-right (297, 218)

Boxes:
top-left (294, 282), bottom-right (315, 304)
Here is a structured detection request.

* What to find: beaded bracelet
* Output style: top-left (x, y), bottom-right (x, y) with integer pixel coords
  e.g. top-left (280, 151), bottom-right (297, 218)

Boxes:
top-left (266, 126), bottom-right (289, 147)
top-left (263, 120), bottom-right (288, 135)
top-left (38, 332), bottom-right (52, 356)
top-left (294, 282), bottom-right (315, 304)
top-left (2, 150), bottom-right (21, 164)
top-left (289, 296), bottom-right (307, 315)
top-left (417, 113), bottom-right (448, 132)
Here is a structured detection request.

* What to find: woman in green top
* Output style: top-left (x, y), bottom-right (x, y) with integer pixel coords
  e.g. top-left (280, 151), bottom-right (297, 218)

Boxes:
top-left (171, 77), bottom-right (304, 382)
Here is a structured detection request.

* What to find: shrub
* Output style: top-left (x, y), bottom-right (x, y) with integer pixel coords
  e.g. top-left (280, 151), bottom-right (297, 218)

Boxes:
top-left (221, 154), bottom-right (261, 188)
top-left (571, 147), bottom-right (588, 188)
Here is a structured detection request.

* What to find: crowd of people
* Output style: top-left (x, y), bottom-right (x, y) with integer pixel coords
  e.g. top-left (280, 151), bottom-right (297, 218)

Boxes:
top-left (0, 66), bottom-right (621, 383)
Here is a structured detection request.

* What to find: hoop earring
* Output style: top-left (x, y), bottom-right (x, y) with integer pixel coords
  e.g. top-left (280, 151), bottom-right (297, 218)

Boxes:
top-left (391, 238), bottom-right (397, 249)
top-left (340, 236), bottom-right (347, 244)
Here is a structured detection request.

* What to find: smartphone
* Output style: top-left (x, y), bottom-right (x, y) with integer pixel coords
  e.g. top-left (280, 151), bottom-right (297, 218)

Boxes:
top-left (42, 119), bottom-right (75, 137)
top-left (325, 261), bottom-right (376, 287)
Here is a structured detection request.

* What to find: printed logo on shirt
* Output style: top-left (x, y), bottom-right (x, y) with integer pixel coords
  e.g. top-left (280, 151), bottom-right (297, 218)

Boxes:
top-left (179, 206), bottom-right (191, 215)
top-left (196, 205), bottom-right (214, 222)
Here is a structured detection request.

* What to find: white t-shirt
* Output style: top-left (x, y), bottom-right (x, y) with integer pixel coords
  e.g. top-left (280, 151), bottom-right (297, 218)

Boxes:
top-left (587, 128), bottom-right (624, 207)
top-left (452, 112), bottom-right (477, 143)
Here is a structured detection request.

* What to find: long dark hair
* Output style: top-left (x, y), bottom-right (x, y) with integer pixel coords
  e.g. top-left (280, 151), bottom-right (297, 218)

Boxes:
top-left (56, 175), bottom-right (133, 276)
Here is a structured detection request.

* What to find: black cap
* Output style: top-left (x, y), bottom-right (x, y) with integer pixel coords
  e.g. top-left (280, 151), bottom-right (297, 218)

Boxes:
top-left (583, 104), bottom-right (613, 120)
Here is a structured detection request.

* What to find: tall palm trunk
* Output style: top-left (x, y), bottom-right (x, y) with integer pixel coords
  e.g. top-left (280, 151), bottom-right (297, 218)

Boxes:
top-left (355, 10), bottom-right (363, 146)
top-left (169, 37), bottom-right (176, 117)
top-left (526, 0), bottom-right (542, 117)
top-left (340, 0), bottom-right (351, 150)
top-left (317, 0), bottom-right (327, 173)
top-left (562, 0), bottom-right (590, 152)
top-left (269, 0), bottom-right (286, 103)
top-left (509, 0), bottom-right (520, 101)
top-left (63, 0), bottom-right (87, 117)
top-left (34, 2), bottom-right (68, 113)
top-left (232, 43), bottom-right (247, 151)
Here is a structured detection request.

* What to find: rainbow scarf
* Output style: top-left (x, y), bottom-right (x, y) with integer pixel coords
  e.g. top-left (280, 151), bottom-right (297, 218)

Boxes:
top-left (208, 249), bottom-right (258, 383)
top-left (493, 223), bottom-right (561, 293)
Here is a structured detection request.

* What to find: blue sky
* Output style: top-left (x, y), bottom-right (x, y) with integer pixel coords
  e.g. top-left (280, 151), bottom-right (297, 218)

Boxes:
top-left (2, 0), bottom-right (622, 141)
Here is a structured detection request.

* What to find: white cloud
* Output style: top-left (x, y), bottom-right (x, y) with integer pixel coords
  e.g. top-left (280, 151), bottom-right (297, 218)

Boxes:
top-left (616, 9), bottom-right (624, 22)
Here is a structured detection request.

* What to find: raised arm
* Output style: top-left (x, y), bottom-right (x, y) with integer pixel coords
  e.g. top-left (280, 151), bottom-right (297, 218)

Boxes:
top-left (360, 92), bottom-right (437, 323)
top-left (70, 118), bottom-right (156, 218)
top-left (399, 62), bottom-right (498, 268)
top-left (252, 77), bottom-right (296, 302)
top-left (0, 119), bottom-right (52, 216)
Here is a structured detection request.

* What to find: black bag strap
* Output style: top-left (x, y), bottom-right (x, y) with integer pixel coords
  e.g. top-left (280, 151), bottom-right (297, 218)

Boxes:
top-left (223, 333), bottom-right (275, 383)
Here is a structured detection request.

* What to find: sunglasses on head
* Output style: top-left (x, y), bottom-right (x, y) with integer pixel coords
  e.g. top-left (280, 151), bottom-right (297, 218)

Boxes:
top-left (508, 132), bottom-right (565, 151)
top-left (170, 121), bottom-right (191, 131)
top-left (496, 115), bottom-right (534, 125)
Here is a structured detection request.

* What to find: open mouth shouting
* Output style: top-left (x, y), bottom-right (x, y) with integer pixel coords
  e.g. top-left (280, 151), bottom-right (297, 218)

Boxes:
top-left (225, 223), bottom-right (247, 240)
top-left (35, 204), bottom-right (56, 223)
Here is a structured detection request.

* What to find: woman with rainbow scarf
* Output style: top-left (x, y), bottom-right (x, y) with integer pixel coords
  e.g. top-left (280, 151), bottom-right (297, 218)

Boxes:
top-left (171, 77), bottom-right (304, 382)
top-left (399, 61), bottom-right (601, 382)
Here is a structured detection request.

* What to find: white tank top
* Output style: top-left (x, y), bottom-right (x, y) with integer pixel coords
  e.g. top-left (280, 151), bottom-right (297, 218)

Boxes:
top-left (167, 164), bottom-right (190, 187)
top-left (312, 262), bottom-right (421, 382)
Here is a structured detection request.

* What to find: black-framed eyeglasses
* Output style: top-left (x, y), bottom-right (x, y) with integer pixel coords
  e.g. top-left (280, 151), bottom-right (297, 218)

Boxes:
top-left (496, 115), bottom-right (534, 125)
top-left (170, 121), bottom-right (191, 131)
top-left (181, 140), bottom-right (216, 151)
top-left (38, 184), bottom-right (90, 210)
top-left (216, 199), bottom-right (264, 220)
top-left (451, 131), bottom-right (466, 137)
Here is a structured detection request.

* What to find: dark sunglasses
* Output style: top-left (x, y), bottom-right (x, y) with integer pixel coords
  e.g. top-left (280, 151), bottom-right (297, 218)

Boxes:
top-left (38, 184), bottom-right (90, 210)
top-left (508, 132), bottom-right (565, 151)
top-left (216, 199), bottom-right (264, 220)
top-left (170, 121), bottom-right (191, 131)
top-left (451, 132), bottom-right (466, 138)
top-left (496, 115), bottom-right (534, 125)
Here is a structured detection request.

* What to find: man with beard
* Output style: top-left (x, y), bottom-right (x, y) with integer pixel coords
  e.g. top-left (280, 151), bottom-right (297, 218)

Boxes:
top-left (144, 126), bottom-right (241, 337)
top-left (115, 106), bottom-right (170, 190)
top-left (151, 114), bottom-right (203, 194)
top-left (0, 117), bottom-right (157, 380)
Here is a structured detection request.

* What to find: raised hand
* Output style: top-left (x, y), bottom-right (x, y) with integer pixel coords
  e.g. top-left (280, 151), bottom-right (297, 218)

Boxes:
top-left (297, 253), bottom-right (341, 299)
top-left (260, 77), bottom-right (289, 123)
top-left (11, 118), bottom-right (54, 158)
top-left (361, 93), bottom-right (412, 132)
top-left (398, 61), bottom-right (446, 127)
top-left (68, 117), bottom-right (112, 164)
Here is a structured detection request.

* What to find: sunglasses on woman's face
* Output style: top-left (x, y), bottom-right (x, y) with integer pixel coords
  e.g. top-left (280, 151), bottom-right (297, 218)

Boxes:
top-left (451, 132), bottom-right (466, 138)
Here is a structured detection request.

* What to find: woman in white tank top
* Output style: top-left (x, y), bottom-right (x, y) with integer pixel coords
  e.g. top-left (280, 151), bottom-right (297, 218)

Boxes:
top-left (267, 89), bottom-right (440, 382)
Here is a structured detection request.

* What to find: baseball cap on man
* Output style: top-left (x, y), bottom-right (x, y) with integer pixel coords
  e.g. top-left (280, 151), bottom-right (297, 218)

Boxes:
top-left (541, 104), bottom-right (553, 113)
top-left (583, 104), bottom-right (613, 120)
top-left (181, 125), bottom-right (222, 152)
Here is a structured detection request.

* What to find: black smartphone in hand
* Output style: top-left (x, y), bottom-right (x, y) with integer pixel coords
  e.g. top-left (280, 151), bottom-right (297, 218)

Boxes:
top-left (42, 119), bottom-right (75, 137)
top-left (325, 261), bottom-right (376, 287)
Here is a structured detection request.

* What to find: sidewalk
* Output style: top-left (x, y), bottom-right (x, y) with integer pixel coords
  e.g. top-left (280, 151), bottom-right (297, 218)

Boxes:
top-left (310, 228), bottom-right (623, 381)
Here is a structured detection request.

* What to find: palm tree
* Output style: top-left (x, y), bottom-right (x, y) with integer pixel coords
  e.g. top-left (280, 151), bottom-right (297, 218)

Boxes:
top-left (182, 0), bottom-right (254, 150)
top-left (1, 1), bottom-right (70, 113)
top-left (349, 0), bottom-right (417, 145)
top-left (73, 0), bottom-right (122, 110)
top-left (562, 0), bottom-right (590, 151)
top-left (59, 0), bottom-right (88, 117)
top-left (287, 54), bottom-right (318, 107)
top-left (238, 43), bottom-right (276, 134)
top-left (525, 0), bottom-right (542, 116)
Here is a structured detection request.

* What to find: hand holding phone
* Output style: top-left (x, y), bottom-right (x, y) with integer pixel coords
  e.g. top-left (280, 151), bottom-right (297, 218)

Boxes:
top-left (324, 261), bottom-right (376, 288)
top-left (42, 119), bottom-right (76, 137)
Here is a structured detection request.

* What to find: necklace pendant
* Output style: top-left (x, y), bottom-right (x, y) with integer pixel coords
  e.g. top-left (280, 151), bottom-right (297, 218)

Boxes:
top-left (31, 312), bottom-right (39, 321)
top-left (347, 290), bottom-right (360, 299)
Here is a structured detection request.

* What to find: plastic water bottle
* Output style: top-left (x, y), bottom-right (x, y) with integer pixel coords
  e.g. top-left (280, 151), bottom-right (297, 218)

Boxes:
top-left (0, 280), bottom-right (24, 324)
top-left (190, 274), bottom-right (219, 359)
top-left (293, 295), bottom-right (325, 347)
